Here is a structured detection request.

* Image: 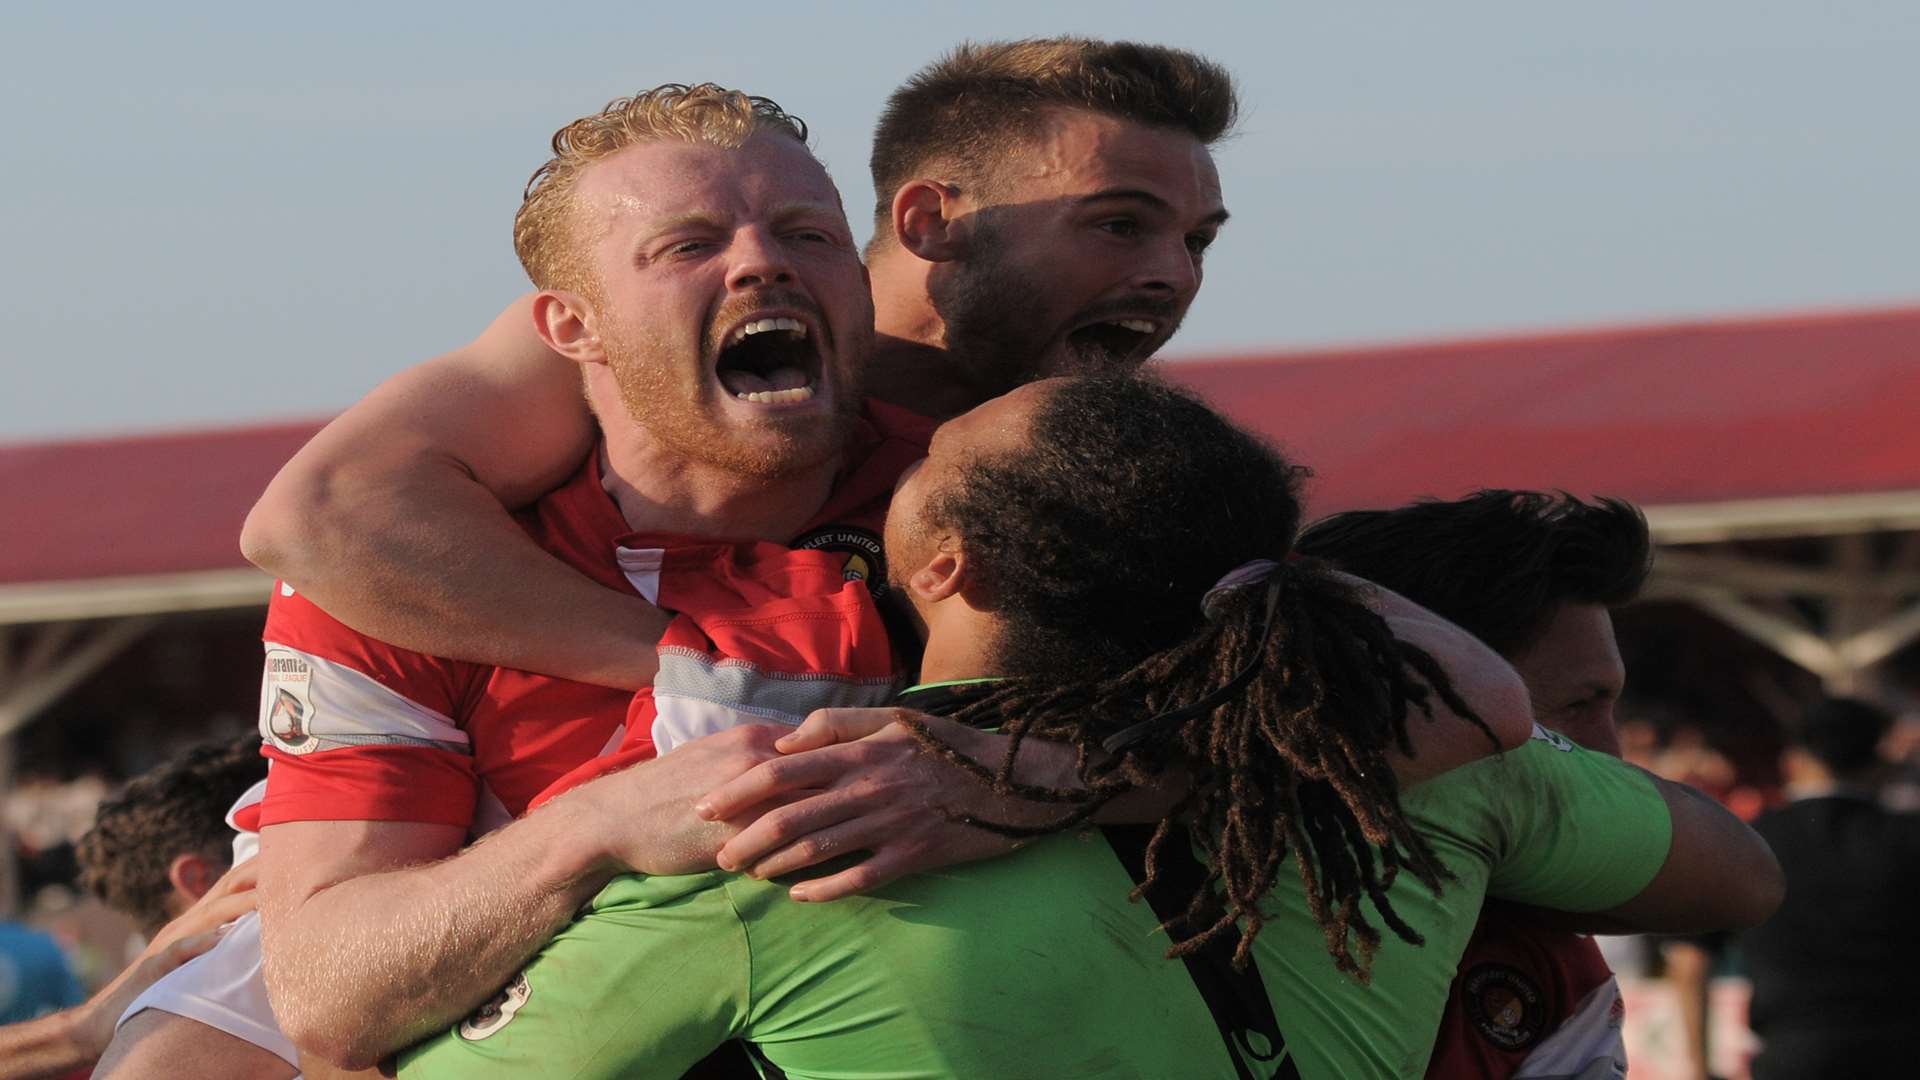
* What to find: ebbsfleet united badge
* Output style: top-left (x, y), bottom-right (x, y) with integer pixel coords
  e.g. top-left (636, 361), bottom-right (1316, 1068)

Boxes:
top-left (1463, 963), bottom-right (1547, 1050)
top-left (793, 526), bottom-right (888, 599)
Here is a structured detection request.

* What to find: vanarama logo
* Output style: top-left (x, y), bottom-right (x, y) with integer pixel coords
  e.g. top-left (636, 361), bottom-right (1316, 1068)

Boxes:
top-left (793, 526), bottom-right (887, 599)
top-left (262, 649), bottom-right (317, 755)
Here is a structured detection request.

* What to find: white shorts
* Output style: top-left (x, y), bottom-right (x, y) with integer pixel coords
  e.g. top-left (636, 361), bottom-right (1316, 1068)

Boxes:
top-left (118, 910), bottom-right (299, 1070)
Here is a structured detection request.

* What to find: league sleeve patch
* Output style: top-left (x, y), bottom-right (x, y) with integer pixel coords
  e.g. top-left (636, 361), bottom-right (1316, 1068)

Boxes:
top-left (1464, 963), bottom-right (1548, 1051)
top-left (457, 971), bottom-right (531, 1041)
top-left (262, 649), bottom-right (317, 755)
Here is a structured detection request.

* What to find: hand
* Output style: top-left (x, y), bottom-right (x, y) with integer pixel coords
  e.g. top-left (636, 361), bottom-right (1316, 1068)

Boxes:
top-left (566, 722), bottom-right (793, 877)
top-left (67, 858), bottom-right (259, 1058)
top-left (695, 708), bottom-right (1073, 901)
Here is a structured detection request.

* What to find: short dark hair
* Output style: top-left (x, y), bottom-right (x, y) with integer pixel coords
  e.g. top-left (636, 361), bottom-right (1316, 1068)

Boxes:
top-left (75, 735), bottom-right (266, 933)
top-left (914, 374), bottom-right (1490, 976)
top-left (869, 38), bottom-right (1238, 238)
top-left (1297, 490), bottom-right (1653, 659)
top-left (1797, 697), bottom-right (1891, 776)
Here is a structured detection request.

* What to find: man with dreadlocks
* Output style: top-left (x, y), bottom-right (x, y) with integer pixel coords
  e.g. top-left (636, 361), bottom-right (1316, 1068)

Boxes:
top-left (400, 374), bottom-right (1780, 1080)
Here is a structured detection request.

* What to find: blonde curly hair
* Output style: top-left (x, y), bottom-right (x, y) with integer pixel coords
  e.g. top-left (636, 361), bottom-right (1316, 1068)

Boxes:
top-left (514, 83), bottom-right (810, 292)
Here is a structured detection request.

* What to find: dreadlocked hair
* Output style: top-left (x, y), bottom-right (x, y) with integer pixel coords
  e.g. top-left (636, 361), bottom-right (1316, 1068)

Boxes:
top-left (899, 373), bottom-right (1496, 977)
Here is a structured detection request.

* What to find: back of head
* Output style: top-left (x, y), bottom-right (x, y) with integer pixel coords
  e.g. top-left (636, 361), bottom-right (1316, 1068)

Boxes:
top-left (868, 38), bottom-right (1237, 242)
top-left (76, 735), bottom-right (266, 934)
top-left (1797, 696), bottom-right (1892, 777)
top-left (930, 373), bottom-right (1303, 680)
top-left (922, 374), bottom-right (1478, 975)
top-left (514, 83), bottom-right (813, 293)
top-left (1297, 490), bottom-right (1652, 658)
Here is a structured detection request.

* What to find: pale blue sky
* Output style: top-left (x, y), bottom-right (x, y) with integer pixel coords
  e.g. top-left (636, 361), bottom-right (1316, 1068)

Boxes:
top-left (4, 1), bottom-right (1916, 440)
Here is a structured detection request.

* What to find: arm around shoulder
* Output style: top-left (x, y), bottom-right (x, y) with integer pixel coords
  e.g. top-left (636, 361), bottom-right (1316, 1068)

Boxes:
top-left (1598, 773), bottom-right (1784, 932)
top-left (241, 295), bottom-right (666, 689)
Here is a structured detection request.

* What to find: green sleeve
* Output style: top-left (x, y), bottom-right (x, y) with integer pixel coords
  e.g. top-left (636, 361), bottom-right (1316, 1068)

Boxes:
top-left (397, 872), bottom-right (749, 1080)
top-left (1479, 727), bottom-right (1673, 911)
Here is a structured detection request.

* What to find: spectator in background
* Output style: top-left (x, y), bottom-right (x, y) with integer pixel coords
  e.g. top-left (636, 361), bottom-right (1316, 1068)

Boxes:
top-left (74, 737), bottom-right (264, 938)
top-left (1742, 696), bottom-right (1920, 1080)
top-left (1299, 489), bottom-right (1653, 1080)
top-left (0, 737), bottom-right (262, 1080)
top-left (0, 922), bottom-right (82, 1025)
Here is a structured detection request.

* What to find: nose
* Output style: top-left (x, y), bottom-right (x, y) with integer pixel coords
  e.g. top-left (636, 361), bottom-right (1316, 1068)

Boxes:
top-left (727, 225), bottom-right (797, 291)
top-left (1133, 238), bottom-right (1200, 304)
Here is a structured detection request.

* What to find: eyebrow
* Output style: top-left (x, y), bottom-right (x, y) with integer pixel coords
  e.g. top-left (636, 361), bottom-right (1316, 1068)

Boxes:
top-left (1076, 188), bottom-right (1231, 228)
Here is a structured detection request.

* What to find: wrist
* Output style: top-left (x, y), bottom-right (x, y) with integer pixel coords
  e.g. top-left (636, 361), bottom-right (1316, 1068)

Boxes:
top-left (526, 791), bottom-right (624, 900)
top-left (47, 1003), bottom-right (97, 1062)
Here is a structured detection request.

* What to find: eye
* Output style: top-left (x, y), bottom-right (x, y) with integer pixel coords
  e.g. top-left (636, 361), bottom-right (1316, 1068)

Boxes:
top-left (1185, 231), bottom-right (1216, 256)
top-left (663, 238), bottom-right (713, 257)
top-left (1097, 218), bottom-right (1141, 238)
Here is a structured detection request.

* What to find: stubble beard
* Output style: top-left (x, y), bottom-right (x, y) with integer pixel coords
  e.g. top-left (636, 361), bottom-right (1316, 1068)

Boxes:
top-left (601, 315), bottom-right (857, 481)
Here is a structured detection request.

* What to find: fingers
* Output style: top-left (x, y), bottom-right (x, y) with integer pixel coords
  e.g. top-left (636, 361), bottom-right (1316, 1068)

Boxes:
top-left (787, 847), bottom-right (924, 903)
top-left (202, 856), bottom-right (260, 900)
top-left (715, 787), bottom-right (871, 871)
top-left (156, 926), bottom-right (227, 970)
top-left (774, 707), bottom-right (906, 753)
top-left (150, 878), bottom-right (259, 949)
top-left (697, 745), bottom-right (866, 821)
top-left (739, 816), bottom-right (890, 881)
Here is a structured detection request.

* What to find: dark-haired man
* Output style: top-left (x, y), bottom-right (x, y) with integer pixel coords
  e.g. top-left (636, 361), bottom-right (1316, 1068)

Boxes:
top-left (1298, 490), bottom-right (1653, 1078)
top-left (1741, 697), bottom-right (1918, 1079)
top-left (0, 738), bottom-right (262, 1080)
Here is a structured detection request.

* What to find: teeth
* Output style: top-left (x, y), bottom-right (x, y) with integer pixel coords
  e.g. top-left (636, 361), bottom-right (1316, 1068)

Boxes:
top-left (730, 317), bottom-right (808, 345)
top-left (736, 386), bottom-right (817, 404)
top-left (1115, 319), bottom-right (1157, 334)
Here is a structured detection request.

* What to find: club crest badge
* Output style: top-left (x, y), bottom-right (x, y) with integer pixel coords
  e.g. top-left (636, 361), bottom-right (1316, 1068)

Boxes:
top-left (261, 649), bottom-right (317, 755)
top-left (458, 972), bottom-right (532, 1041)
top-left (1464, 963), bottom-right (1547, 1051)
top-left (793, 526), bottom-right (888, 600)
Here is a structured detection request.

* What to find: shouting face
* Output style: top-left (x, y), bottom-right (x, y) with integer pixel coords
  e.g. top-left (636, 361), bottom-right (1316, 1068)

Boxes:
top-left (569, 131), bottom-right (874, 477)
top-left (930, 109), bottom-right (1227, 393)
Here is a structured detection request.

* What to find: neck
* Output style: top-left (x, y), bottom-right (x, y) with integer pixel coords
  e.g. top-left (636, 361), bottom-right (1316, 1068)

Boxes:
top-left (914, 604), bottom-right (1002, 684)
top-left (867, 248), bottom-right (996, 420)
top-left (596, 430), bottom-right (840, 542)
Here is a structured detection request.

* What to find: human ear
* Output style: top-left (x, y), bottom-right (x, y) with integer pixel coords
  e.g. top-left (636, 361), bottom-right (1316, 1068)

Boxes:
top-left (891, 180), bottom-right (968, 263)
top-left (907, 543), bottom-right (968, 603)
top-left (167, 852), bottom-right (220, 903)
top-left (531, 290), bottom-right (607, 365)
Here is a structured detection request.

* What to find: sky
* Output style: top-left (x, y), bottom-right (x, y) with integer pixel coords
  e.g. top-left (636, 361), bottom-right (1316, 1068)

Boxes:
top-left (4, 1), bottom-right (1917, 441)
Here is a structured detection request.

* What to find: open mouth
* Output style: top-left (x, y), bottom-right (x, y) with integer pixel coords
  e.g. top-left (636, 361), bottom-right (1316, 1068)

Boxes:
top-left (1065, 318), bottom-right (1159, 366)
top-left (715, 317), bottom-right (822, 404)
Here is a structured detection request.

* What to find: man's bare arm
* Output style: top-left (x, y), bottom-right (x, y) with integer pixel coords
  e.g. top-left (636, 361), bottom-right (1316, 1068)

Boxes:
top-left (1596, 773), bottom-right (1784, 932)
top-left (240, 295), bottom-right (664, 690)
top-left (256, 724), bottom-right (784, 1069)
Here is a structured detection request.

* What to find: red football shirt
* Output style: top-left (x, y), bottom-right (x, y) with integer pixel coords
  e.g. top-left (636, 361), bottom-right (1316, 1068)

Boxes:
top-left (252, 402), bottom-right (933, 835)
top-left (1425, 901), bottom-right (1626, 1079)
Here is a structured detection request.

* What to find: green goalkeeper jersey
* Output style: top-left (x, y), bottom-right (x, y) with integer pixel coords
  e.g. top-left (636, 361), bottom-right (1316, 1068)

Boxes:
top-left (399, 726), bottom-right (1669, 1080)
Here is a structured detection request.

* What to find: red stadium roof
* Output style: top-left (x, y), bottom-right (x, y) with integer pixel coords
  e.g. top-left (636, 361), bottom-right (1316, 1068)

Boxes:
top-left (1172, 304), bottom-right (1920, 519)
top-left (1, 420), bottom-right (321, 586)
top-left (4, 303), bottom-right (1918, 620)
